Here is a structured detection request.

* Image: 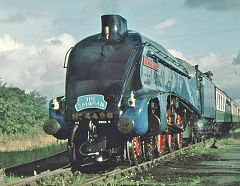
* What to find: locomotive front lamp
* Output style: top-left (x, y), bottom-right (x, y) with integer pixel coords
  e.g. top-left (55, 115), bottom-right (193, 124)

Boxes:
top-left (127, 91), bottom-right (136, 107)
top-left (51, 97), bottom-right (60, 110)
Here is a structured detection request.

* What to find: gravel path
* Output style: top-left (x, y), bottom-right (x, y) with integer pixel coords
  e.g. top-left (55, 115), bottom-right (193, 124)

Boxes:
top-left (134, 145), bottom-right (240, 185)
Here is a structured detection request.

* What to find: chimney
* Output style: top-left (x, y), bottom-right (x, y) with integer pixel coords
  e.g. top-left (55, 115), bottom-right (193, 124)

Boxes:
top-left (100, 15), bottom-right (128, 42)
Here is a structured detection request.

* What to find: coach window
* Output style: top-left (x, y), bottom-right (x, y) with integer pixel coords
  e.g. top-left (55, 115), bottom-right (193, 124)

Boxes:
top-left (222, 96), bottom-right (224, 111)
top-left (221, 95), bottom-right (223, 111)
top-left (223, 97), bottom-right (225, 111)
top-left (218, 95), bottom-right (220, 110)
top-left (222, 97), bottom-right (224, 111)
top-left (221, 96), bottom-right (223, 111)
top-left (221, 95), bottom-right (223, 110)
top-left (218, 94), bottom-right (220, 110)
top-left (219, 94), bottom-right (221, 110)
top-left (219, 95), bottom-right (221, 111)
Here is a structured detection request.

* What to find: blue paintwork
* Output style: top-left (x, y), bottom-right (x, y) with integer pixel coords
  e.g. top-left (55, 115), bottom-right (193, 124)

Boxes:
top-left (64, 23), bottom-right (238, 139)
top-left (138, 37), bottom-right (201, 131)
top-left (120, 97), bottom-right (149, 135)
top-left (49, 100), bottom-right (71, 139)
top-left (157, 93), bottom-right (168, 131)
top-left (50, 111), bottom-right (65, 128)
top-left (200, 77), bottom-right (215, 118)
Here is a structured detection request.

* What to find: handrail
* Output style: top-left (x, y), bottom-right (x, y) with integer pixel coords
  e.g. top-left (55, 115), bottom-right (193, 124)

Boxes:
top-left (63, 47), bottom-right (73, 68)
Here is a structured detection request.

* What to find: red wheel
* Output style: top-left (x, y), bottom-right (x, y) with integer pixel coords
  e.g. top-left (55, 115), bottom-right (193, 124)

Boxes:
top-left (176, 132), bottom-right (183, 149)
top-left (133, 137), bottom-right (140, 161)
top-left (156, 134), bottom-right (166, 156)
top-left (127, 137), bottom-right (140, 165)
top-left (167, 109), bottom-right (173, 124)
top-left (167, 134), bottom-right (174, 152)
top-left (176, 114), bottom-right (183, 149)
top-left (167, 108), bottom-right (174, 153)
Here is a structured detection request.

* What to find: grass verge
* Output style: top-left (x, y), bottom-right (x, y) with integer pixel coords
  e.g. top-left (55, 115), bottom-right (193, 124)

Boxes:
top-left (0, 125), bottom-right (67, 185)
top-left (0, 125), bottom-right (67, 168)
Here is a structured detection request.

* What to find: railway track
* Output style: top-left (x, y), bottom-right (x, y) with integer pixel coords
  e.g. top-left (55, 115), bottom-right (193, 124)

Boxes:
top-left (4, 151), bottom-right (69, 177)
top-left (4, 140), bottom-right (210, 185)
top-left (80, 141), bottom-right (207, 185)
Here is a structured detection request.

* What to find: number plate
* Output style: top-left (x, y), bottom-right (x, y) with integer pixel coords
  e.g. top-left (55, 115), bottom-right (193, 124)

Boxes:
top-left (72, 112), bottom-right (114, 121)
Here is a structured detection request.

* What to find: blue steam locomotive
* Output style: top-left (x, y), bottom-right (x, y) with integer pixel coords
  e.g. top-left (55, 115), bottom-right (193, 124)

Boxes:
top-left (43, 15), bottom-right (240, 167)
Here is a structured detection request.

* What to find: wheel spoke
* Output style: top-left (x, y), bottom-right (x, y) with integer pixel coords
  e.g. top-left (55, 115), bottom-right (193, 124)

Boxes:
top-left (127, 137), bottom-right (140, 165)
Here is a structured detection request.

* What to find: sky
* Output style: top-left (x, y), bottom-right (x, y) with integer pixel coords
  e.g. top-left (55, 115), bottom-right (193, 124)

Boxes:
top-left (0, 0), bottom-right (240, 104)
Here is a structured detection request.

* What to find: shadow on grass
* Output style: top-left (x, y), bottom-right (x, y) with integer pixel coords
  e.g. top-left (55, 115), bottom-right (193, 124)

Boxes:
top-left (0, 143), bottom-right (67, 169)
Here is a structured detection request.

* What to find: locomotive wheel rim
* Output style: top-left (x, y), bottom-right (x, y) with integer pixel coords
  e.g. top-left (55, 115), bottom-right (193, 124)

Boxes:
top-left (176, 133), bottom-right (183, 149)
top-left (168, 134), bottom-right (179, 153)
top-left (156, 135), bottom-right (161, 152)
top-left (133, 137), bottom-right (140, 161)
top-left (167, 134), bottom-right (173, 149)
top-left (127, 137), bottom-right (140, 165)
top-left (160, 134), bottom-right (165, 154)
top-left (156, 134), bottom-right (165, 156)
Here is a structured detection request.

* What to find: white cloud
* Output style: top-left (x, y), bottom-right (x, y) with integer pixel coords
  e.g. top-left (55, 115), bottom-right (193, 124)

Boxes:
top-left (0, 34), bottom-right (76, 99)
top-left (0, 34), bottom-right (23, 52)
top-left (0, 12), bottom-right (26, 24)
top-left (184, 0), bottom-right (240, 11)
top-left (140, 18), bottom-right (176, 38)
top-left (154, 19), bottom-right (176, 30)
top-left (232, 50), bottom-right (240, 65)
top-left (168, 49), bottom-right (187, 61)
top-left (153, 19), bottom-right (176, 31)
top-left (188, 52), bottom-right (240, 104)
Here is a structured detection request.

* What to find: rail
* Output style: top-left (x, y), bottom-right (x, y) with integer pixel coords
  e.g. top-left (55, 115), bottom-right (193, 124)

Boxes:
top-left (4, 140), bottom-right (210, 185)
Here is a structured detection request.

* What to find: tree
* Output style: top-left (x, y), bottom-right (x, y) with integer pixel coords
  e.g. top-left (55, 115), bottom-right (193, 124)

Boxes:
top-left (0, 82), bottom-right (48, 134)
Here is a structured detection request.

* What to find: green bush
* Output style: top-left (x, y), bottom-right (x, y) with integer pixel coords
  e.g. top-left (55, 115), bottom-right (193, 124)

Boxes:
top-left (0, 82), bottom-right (48, 134)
